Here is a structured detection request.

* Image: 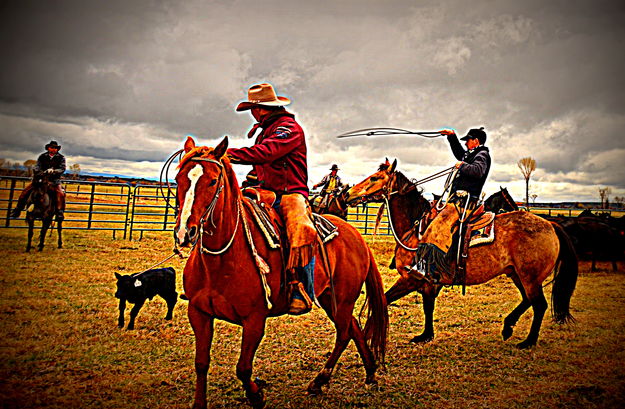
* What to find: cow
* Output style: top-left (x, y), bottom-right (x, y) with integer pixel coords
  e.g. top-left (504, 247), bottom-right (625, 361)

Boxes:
top-left (114, 267), bottom-right (178, 330)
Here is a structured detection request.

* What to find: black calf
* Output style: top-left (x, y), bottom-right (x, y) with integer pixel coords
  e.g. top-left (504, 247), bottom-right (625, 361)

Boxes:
top-left (114, 267), bottom-right (177, 330)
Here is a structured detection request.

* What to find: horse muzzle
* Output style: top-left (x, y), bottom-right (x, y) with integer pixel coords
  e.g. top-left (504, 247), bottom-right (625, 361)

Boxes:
top-left (174, 223), bottom-right (198, 248)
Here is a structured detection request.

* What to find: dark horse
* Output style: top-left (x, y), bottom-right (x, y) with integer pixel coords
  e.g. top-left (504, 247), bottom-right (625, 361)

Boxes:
top-left (174, 136), bottom-right (388, 409)
top-left (484, 187), bottom-right (519, 213)
top-left (310, 184), bottom-right (351, 219)
top-left (23, 172), bottom-right (63, 252)
top-left (347, 159), bottom-right (578, 349)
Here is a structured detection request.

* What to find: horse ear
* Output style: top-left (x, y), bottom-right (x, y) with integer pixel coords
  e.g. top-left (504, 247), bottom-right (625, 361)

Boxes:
top-left (389, 159), bottom-right (397, 173)
top-left (115, 272), bottom-right (122, 280)
top-left (213, 136), bottom-right (229, 159)
top-left (184, 136), bottom-right (196, 153)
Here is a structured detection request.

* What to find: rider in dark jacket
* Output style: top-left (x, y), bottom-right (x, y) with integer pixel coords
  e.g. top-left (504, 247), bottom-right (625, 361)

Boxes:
top-left (10, 140), bottom-right (66, 220)
top-left (411, 127), bottom-right (491, 283)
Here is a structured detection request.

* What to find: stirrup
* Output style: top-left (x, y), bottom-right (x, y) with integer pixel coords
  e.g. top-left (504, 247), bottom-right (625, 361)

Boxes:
top-left (288, 281), bottom-right (312, 315)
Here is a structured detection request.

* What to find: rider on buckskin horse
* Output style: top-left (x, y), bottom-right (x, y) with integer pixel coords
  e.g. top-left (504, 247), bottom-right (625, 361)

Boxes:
top-left (227, 83), bottom-right (317, 315)
top-left (313, 164), bottom-right (344, 211)
top-left (10, 140), bottom-right (66, 220)
top-left (411, 127), bottom-right (491, 283)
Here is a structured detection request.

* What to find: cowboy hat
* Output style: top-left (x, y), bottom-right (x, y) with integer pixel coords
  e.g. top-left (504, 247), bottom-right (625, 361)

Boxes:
top-left (330, 164), bottom-right (339, 171)
top-left (236, 83), bottom-right (291, 111)
top-left (45, 140), bottom-right (61, 150)
top-left (460, 127), bottom-right (487, 144)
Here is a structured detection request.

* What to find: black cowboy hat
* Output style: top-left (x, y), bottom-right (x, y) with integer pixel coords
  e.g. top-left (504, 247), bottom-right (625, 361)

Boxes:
top-left (460, 127), bottom-right (487, 144)
top-left (330, 164), bottom-right (339, 171)
top-left (45, 140), bottom-right (61, 150)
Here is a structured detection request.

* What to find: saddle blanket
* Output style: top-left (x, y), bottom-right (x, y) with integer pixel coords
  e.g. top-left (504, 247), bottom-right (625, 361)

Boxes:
top-left (468, 219), bottom-right (495, 247)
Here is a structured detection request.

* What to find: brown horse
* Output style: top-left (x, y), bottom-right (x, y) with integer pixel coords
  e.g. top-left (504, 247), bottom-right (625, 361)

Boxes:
top-left (310, 184), bottom-right (351, 219)
top-left (347, 159), bottom-right (578, 349)
top-left (174, 136), bottom-right (388, 409)
top-left (24, 172), bottom-right (63, 252)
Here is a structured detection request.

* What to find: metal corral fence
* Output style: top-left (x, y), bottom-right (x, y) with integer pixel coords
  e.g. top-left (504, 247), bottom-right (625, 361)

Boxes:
top-left (0, 176), bottom-right (392, 240)
top-left (1, 176), bottom-right (621, 240)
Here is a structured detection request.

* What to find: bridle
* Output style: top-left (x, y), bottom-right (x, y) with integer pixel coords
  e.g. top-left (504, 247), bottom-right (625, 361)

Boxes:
top-left (186, 157), bottom-right (241, 255)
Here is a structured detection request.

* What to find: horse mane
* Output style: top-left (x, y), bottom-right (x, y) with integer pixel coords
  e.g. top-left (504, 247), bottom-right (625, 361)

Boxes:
top-left (392, 171), bottom-right (430, 214)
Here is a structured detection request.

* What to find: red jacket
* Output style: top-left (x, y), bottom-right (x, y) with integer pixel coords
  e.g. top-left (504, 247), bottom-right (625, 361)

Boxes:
top-left (228, 112), bottom-right (309, 197)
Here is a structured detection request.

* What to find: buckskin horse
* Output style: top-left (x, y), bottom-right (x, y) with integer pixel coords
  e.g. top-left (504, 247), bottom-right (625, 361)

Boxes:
top-left (174, 136), bottom-right (388, 409)
top-left (346, 159), bottom-right (578, 349)
top-left (310, 184), bottom-right (351, 219)
top-left (23, 172), bottom-right (63, 252)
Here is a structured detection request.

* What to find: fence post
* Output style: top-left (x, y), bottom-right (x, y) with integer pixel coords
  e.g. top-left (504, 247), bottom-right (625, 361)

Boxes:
top-left (5, 179), bottom-right (17, 227)
top-left (87, 183), bottom-right (96, 229)
top-left (129, 185), bottom-right (138, 241)
top-left (123, 185), bottom-right (132, 240)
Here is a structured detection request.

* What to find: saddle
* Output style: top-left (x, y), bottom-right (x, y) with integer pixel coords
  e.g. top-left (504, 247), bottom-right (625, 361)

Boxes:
top-left (241, 187), bottom-right (339, 248)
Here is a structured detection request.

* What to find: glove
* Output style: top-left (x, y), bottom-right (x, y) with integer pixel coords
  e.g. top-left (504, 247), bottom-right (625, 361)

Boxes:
top-left (45, 168), bottom-right (55, 174)
top-left (440, 129), bottom-right (455, 136)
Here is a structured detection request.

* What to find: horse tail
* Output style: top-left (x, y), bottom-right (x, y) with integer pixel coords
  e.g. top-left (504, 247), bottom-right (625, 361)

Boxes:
top-left (550, 221), bottom-right (579, 324)
top-left (362, 247), bottom-right (389, 366)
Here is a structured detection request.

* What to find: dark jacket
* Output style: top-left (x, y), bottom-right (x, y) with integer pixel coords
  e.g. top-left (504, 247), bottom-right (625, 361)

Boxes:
top-left (35, 152), bottom-right (66, 184)
top-left (448, 134), bottom-right (491, 198)
top-left (228, 111), bottom-right (309, 197)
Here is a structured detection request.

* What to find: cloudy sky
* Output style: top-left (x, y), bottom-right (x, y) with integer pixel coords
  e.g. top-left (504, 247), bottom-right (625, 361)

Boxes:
top-left (1, 0), bottom-right (624, 203)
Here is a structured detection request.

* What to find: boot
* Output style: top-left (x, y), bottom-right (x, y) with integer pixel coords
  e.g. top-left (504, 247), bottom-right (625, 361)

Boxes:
top-left (10, 207), bottom-right (22, 219)
top-left (288, 281), bottom-right (312, 315)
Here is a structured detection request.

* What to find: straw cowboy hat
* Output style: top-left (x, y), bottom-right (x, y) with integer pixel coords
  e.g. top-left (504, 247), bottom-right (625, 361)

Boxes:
top-left (236, 83), bottom-right (291, 111)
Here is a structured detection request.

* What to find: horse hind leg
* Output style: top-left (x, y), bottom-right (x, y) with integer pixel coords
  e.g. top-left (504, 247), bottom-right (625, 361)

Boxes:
top-left (502, 272), bottom-right (531, 341)
top-left (308, 298), bottom-right (354, 395)
top-left (517, 284), bottom-right (548, 349)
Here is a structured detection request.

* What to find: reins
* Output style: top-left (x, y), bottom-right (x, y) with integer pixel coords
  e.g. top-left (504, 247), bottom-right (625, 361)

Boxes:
top-left (382, 167), bottom-right (457, 251)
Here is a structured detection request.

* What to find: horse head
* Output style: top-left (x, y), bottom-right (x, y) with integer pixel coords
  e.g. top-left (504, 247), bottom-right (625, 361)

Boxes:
top-left (174, 135), bottom-right (232, 247)
top-left (26, 173), bottom-right (55, 220)
top-left (346, 158), bottom-right (396, 205)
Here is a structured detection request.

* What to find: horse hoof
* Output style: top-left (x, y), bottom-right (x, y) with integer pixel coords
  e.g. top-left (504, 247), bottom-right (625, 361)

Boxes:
top-left (409, 334), bottom-right (433, 344)
top-left (516, 340), bottom-right (535, 350)
top-left (307, 381), bottom-right (323, 396)
top-left (365, 374), bottom-right (378, 385)
top-left (502, 327), bottom-right (513, 341)
top-left (246, 388), bottom-right (265, 409)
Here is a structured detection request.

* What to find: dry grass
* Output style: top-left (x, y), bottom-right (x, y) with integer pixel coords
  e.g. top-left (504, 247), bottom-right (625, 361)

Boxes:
top-left (0, 228), bottom-right (624, 409)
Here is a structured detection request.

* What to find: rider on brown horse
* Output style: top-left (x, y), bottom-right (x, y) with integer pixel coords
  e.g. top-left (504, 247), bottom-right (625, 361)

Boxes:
top-left (411, 127), bottom-right (491, 283)
top-left (313, 164), bottom-right (344, 211)
top-left (11, 140), bottom-right (66, 220)
top-left (227, 83), bottom-right (317, 315)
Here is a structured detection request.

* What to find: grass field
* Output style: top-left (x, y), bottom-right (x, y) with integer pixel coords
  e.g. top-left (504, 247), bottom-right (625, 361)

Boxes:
top-left (0, 228), bottom-right (624, 409)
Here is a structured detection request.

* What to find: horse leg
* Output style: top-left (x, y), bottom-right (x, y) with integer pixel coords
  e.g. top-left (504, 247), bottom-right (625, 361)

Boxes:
top-left (502, 272), bottom-right (531, 341)
top-left (26, 220), bottom-right (34, 252)
top-left (188, 306), bottom-right (214, 409)
top-left (410, 284), bottom-right (442, 344)
top-left (517, 285), bottom-right (548, 349)
top-left (56, 217), bottom-right (63, 248)
top-left (348, 316), bottom-right (378, 385)
top-left (237, 316), bottom-right (267, 409)
top-left (307, 298), bottom-right (354, 395)
top-left (38, 218), bottom-right (51, 251)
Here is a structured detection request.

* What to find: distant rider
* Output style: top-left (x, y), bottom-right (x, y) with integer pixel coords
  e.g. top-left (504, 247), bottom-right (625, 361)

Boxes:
top-left (11, 140), bottom-right (66, 220)
top-left (312, 164), bottom-right (344, 210)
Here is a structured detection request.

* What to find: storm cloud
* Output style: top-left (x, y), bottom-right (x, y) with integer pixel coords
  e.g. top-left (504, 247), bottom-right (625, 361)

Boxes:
top-left (1, 0), bottom-right (624, 202)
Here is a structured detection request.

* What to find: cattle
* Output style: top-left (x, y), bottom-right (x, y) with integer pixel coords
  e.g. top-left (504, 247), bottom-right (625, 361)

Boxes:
top-left (114, 267), bottom-right (178, 330)
top-left (559, 217), bottom-right (624, 272)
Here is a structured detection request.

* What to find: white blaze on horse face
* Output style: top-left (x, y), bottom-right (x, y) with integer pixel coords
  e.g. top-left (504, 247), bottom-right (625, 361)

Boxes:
top-left (177, 164), bottom-right (204, 243)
